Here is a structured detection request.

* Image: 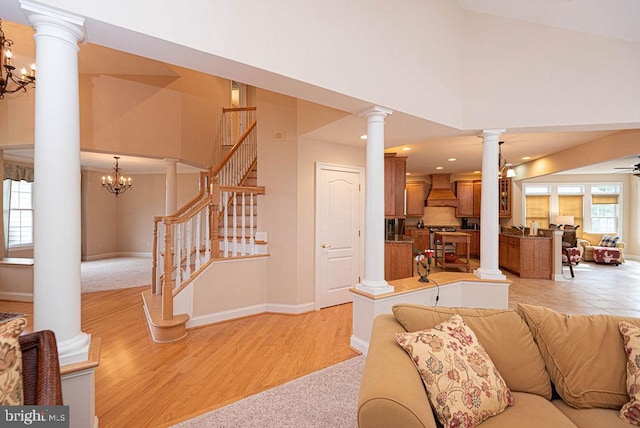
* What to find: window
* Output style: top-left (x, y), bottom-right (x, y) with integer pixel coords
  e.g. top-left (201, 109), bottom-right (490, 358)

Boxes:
top-left (6, 180), bottom-right (33, 247)
top-left (525, 195), bottom-right (550, 229)
top-left (558, 195), bottom-right (584, 237)
top-left (591, 194), bottom-right (618, 233)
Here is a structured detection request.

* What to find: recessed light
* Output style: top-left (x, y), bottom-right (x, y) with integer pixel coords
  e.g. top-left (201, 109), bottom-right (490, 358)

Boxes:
top-left (522, 156), bottom-right (531, 160)
top-left (402, 147), bottom-right (411, 151)
top-left (473, 170), bottom-right (481, 174)
top-left (436, 166), bottom-right (443, 170)
top-left (406, 172), bottom-right (411, 175)
top-left (360, 134), bottom-right (367, 140)
top-left (448, 157), bottom-right (456, 162)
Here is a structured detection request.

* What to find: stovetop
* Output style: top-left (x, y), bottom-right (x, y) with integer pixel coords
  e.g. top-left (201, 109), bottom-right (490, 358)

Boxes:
top-left (428, 226), bottom-right (457, 232)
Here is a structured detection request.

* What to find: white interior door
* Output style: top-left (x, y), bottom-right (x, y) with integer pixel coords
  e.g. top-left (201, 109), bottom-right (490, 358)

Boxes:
top-left (316, 163), bottom-right (364, 309)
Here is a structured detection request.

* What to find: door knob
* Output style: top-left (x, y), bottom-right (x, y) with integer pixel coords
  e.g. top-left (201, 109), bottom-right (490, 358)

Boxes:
top-left (321, 243), bottom-right (331, 248)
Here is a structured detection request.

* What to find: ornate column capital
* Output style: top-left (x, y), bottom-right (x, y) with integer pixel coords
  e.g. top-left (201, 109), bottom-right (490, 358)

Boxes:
top-left (20, 0), bottom-right (86, 45)
top-left (480, 128), bottom-right (506, 139)
top-left (358, 105), bottom-right (393, 120)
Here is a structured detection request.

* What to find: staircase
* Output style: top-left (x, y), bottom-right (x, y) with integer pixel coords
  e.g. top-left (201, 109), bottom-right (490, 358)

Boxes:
top-left (142, 107), bottom-right (266, 342)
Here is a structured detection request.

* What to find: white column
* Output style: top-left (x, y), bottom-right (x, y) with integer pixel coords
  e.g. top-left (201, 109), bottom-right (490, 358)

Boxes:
top-left (356, 106), bottom-right (394, 295)
top-left (474, 129), bottom-right (507, 280)
top-left (24, 2), bottom-right (90, 365)
top-left (165, 158), bottom-right (178, 215)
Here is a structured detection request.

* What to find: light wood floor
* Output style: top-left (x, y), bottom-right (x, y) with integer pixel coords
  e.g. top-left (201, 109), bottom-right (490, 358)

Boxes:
top-left (1, 259), bottom-right (639, 427)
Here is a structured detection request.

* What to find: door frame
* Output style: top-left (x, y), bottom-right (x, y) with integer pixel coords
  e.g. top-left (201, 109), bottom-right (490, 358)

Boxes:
top-left (314, 162), bottom-right (365, 311)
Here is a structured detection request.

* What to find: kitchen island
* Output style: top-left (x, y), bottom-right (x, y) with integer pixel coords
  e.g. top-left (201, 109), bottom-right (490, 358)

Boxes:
top-left (499, 233), bottom-right (552, 279)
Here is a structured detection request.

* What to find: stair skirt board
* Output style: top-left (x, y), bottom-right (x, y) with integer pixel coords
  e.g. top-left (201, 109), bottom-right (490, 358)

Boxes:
top-left (187, 302), bottom-right (316, 329)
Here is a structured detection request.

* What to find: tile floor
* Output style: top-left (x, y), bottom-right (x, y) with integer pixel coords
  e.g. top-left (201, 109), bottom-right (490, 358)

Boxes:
top-left (448, 258), bottom-right (640, 316)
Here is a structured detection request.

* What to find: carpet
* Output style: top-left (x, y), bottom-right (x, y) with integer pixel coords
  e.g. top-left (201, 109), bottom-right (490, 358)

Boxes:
top-left (172, 356), bottom-right (365, 428)
top-left (81, 256), bottom-right (152, 293)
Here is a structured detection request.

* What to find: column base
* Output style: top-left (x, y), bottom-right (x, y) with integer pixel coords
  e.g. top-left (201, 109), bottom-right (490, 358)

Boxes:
top-left (58, 332), bottom-right (91, 366)
top-left (474, 268), bottom-right (506, 281)
top-left (355, 279), bottom-right (394, 295)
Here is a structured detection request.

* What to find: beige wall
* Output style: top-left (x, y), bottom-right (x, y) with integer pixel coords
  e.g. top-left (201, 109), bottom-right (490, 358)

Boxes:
top-left (256, 89), bottom-right (299, 306)
top-left (81, 171), bottom-right (199, 259)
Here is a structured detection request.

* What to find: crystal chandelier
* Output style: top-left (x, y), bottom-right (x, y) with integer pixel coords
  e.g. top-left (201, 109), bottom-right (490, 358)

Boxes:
top-left (0, 20), bottom-right (36, 100)
top-left (101, 156), bottom-right (133, 196)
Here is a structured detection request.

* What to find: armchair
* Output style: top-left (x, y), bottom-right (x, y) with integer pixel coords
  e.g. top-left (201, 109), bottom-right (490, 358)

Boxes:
top-left (577, 233), bottom-right (626, 263)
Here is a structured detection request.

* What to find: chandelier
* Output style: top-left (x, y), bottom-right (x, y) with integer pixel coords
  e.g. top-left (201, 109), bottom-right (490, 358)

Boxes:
top-left (101, 156), bottom-right (133, 196)
top-left (498, 141), bottom-right (516, 178)
top-left (0, 20), bottom-right (36, 100)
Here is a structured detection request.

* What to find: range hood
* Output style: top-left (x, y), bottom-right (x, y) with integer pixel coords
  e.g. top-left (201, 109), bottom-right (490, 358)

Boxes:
top-left (426, 173), bottom-right (458, 207)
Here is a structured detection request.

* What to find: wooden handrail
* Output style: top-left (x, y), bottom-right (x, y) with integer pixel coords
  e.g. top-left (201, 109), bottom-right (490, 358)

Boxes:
top-left (222, 107), bottom-right (257, 113)
top-left (212, 119), bottom-right (257, 176)
top-left (170, 170), bottom-right (212, 218)
top-left (162, 196), bottom-right (213, 225)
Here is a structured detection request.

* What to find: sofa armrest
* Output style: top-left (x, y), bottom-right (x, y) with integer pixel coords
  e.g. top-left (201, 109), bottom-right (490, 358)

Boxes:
top-left (19, 330), bottom-right (63, 406)
top-left (615, 242), bottom-right (626, 250)
top-left (358, 314), bottom-right (438, 428)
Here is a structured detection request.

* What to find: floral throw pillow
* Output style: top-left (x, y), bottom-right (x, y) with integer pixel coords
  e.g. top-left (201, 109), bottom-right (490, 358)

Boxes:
top-left (396, 314), bottom-right (514, 428)
top-left (599, 235), bottom-right (620, 247)
top-left (619, 321), bottom-right (640, 423)
top-left (0, 317), bottom-right (27, 405)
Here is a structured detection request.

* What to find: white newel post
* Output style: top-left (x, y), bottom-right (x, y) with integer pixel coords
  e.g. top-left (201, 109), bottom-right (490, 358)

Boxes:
top-left (356, 106), bottom-right (394, 295)
top-left (24, 2), bottom-right (89, 365)
top-left (165, 158), bottom-right (178, 215)
top-left (475, 129), bottom-right (507, 280)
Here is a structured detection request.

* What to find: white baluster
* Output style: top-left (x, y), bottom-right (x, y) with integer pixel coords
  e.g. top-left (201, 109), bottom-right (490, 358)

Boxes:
top-left (232, 192), bottom-right (238, 256)
top-left (195, 210), bottom-right (202, 270)
top-left (241, 192), bottom-right (247, 255)
top-left (185, 219), bottom-right (192, 278)
top-left (175, 223), bottom-right (182, 289)
top-left (204, 204), bottom-right (211, 262)
top-left (223, 190), bottom-right (229, 257)
top-left (249, 192), bottom-right (255, 255)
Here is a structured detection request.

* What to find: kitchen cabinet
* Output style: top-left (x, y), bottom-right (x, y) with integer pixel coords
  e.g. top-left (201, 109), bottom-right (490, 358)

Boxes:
top-left (456, 180), bottom-right (482, 218)
top-left (456, 179), bottom-right (510, 218)
top-left (384, 153), bottom-right (407, 218)
top-left (407, 229), bottom-right (429, 254)
top-left (384, 241), bottom-right (413, 281)
top-left (499, 234), bottom-right (551, 279)
top-left (499, 178), bottom-right (512, 218)
top-left (405, 182), bottom-right (425, 217)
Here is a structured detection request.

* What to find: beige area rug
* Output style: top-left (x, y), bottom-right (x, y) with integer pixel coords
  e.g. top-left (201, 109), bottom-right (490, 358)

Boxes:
top-left (81, 256), bottom-right (152, 293)
top-left (172, 356), bottom-right (365, 428)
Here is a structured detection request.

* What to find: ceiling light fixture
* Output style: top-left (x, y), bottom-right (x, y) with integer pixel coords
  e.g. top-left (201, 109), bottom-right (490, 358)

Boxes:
top-left (522, 156), bottom-right (531, 160)
top-left (0, 20), bottom-right (36, 100)
top-left (498, 141), bottom-right (516, 179)
top-left (360, 134), bottom-right (367, 140)
top-left (402, 147), bottom-right (411, 151)
top-left (448, 157), bottom-right (456, 162)
top-left (436, 166), bottom-right (443, 170)
top-left (101, 156), bottom-right (133, 197)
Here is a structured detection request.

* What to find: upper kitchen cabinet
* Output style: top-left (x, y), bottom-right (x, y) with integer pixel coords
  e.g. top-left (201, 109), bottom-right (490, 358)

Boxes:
top-left (384, 153), bottom-right (407, 218)
top-left (405, 181), bottom-right (425, 217)
top-left (455, 180), bottom-right (481, 218)
top-left (499, 178), bottom-right (512, 218)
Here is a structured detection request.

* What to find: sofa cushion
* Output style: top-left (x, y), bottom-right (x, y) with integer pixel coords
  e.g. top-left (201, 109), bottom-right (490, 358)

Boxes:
top-left (392, 304), bottom-right (552, 398)
top-left (396, 315), bottom-right (513, 428)
top-left (598, 234), bottom-right (620, 247)
top-left (478, 392), bottom-right (577, 428)
top-left (618, 321), bottom-right (640, 423)
top-left (552, 399), bottom-right (630, 428)
top-left (518, 304), bottom-right (640, 409)
top-left (0, 317), bottom-right (27, 405)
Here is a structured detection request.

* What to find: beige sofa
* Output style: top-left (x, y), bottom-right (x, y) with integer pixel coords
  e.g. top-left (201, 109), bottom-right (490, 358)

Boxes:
top-left (577, 233), bottom-right (626, 262)
top-left (358, 304), bottom-right (638, 428)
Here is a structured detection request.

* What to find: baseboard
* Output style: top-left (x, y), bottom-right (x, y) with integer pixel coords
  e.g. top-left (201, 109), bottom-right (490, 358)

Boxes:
top-left (83, 252), bottom-right (152, 261)
top-left (0, 291), bottom-right (33, 302)
top-left (625, 254), bottom-right (639, 261)
top-left (350, 335), bottom-right (369, 356)
top-left (266, 302), bottom-right (315, 315)
top-left (186, 301), bottom-right (316, 329)
top-left (187, 304), bottom-right (267, 328)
